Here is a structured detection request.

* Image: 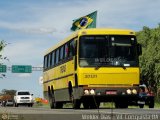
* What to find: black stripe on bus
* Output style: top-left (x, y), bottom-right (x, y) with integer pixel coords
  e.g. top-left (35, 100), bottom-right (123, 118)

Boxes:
top-left (43, 73), bottom-right (74, 84)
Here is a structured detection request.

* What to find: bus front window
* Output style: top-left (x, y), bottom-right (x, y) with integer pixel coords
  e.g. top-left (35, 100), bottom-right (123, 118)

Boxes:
top-left (79, 35), bottom-right (138, 67)
top-left (109, 35), bottom-right (138, 67)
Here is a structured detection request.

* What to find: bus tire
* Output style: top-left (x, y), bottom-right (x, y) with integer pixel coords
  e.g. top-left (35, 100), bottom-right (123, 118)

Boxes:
top-left (49, 95), bottom-right (63, 109)
top-left (55, 102), bottom-right (63, 109)
top-left (139, 104), bottom-right (144, 108)
top-left (49, 95), bottom-right (55, 109)
top-left (73, 99), bottom-right (81, 109)
top-left (83, 101), bottom-right (90, 109)
top-left (90, 100), bottom-right (99, 109)
top-left (68, 81), bottom-right (73, 99)
top-left (115, 102), bottom-right (119, 108)
top-left (118, 101), bottom-right (128, 108)
top-left (68, 81), bottom-right (80, 109)
top-left (48, 86), bottom-right (56, 109)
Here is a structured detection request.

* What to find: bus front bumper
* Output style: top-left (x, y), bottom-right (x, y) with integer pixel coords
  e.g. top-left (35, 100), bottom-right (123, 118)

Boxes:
top-left (79, 87), bottom-right (139, 104)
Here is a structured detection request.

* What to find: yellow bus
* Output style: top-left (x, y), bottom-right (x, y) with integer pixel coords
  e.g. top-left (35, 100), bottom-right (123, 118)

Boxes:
top-left (43, 28), bottom-right (142, 109)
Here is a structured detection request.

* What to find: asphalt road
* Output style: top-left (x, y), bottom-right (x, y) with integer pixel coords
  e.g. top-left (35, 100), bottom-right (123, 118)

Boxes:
top-left (0, 107), bottom-right (160, 120)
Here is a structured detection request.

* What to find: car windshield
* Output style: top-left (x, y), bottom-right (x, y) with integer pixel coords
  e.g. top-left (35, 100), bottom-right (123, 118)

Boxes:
top-left (79, 35), bottom-right (138, 67)
top-left (18, 92), bottom-right (30, 95)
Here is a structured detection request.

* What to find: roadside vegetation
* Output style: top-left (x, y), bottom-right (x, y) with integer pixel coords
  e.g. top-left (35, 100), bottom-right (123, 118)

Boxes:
top-left (0, 40), bottom-right (7, 78)
top-left (0, 89), bottom-right (16, 101)
top-left (136, 25), bottom-right (160, 101)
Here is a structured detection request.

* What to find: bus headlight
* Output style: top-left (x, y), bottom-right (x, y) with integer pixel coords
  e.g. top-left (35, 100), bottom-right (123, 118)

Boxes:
top-left (132, 89), bottom-right (137, 94)
top-left (126, 89), bottom-right (132, 94)
top-left (84, 90), bottom-right (89, 95)
top-left (90, 89), bottom-right (95, 95)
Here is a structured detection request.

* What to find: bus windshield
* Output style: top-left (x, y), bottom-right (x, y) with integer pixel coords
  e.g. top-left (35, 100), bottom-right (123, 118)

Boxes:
top-left (79, 35), bottom-right (138, 67)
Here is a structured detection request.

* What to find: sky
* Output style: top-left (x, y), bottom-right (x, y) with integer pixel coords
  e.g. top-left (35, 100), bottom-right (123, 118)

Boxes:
top-left (0, 0), bottom-right (160, 97)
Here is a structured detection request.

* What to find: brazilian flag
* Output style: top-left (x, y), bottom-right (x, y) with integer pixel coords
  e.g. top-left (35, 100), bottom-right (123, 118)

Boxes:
top-left (71, 11), bottom-right (97, 31)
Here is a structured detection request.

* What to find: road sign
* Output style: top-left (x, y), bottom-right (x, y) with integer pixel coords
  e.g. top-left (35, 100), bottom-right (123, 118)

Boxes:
top-left (12, 65), bottom-right (32, 73)
top-left (0, 65), bottom-right (7, 73)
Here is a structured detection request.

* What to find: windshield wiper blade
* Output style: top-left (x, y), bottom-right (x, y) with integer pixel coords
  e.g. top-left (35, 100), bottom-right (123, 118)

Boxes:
top-left (95, 65), bottom-right (102, 70)
top-left (119, 63), bottom-right (126, 70)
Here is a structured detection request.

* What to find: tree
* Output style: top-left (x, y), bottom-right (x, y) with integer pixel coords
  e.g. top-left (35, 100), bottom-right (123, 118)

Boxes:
top-left (136, 25), bottom-right (160, 98)
top-left (0, 89), bottom-right (17, 100)
top-left (0, 40), bottom-right (8, 78)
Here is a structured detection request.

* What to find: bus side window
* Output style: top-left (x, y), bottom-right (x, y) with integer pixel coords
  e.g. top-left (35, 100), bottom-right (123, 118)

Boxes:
top-left (50, 53), bottom-right (52, 67)
top-left (48, 53), bottom-right (52, 68)
top-left (64, 44), bottom-right (69, 58)
top-left (51, 51), bottom-right (55, 66)
top-left (69, 40), bottom-right (75, 57)
top-left (60, 46), bottom-right (64, 61)
top-left (55, 49), bottom-right (59, 64)
top-left (44, 55), bottom-right (48, 69)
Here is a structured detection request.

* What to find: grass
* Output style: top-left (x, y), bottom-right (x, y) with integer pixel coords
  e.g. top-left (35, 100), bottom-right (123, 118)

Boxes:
top-left (151, 98), bottom-right (160, 108)
top-left (33, 103), bottom-right (50, 108)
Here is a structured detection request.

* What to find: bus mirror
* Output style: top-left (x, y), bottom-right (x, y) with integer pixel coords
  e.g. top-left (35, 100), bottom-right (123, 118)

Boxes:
top-left (137, 43), bottom-right (142, 56)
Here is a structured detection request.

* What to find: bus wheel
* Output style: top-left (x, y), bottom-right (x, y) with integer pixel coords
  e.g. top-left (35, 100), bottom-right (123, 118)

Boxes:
top-left (95, 101), bottom-right (100, 109)
top-left (49, 95), bottom-right (55, 109)
top-left (83, 101), bottom-right (89, 109)
top-left (73, 99), bottom-right (81, 109)
top-left (90, 100), bottom-right (99, 109)
top-left (49, 95), bottom-right (63, 109)
top-left (115, 102), bottom-right (119, 108)
top-left (55, 102), bottom-right (63, 109)
top-left (139, 104), bottom-right (144, 108)
top-left (118, 101), bottom-right (128, 108)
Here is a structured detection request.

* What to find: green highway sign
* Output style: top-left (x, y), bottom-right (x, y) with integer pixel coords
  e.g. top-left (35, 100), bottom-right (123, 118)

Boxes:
top-left (12, 65), bottom-right (32, 73)
top-left (0, 65), bottom-right (7, 73)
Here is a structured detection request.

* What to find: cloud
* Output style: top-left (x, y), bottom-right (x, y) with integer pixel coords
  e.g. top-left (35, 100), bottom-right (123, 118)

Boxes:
top-left (16, 27), bottom-right (57, 35)
top-left (0, 21), bottom-right (57, 34)
top-left (17, 73), bottom-right (31, 78)
top-left (1, 0), bottom-right (160, 34)
top-left (95, 0), bottom-right (160, 30)
top-left (3, 40), bottom-right (45, 65)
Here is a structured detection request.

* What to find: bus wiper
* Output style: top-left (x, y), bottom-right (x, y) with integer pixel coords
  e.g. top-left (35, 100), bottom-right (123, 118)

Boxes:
top-left (95, 64), bottom-right (103, 70)
top-left (119, 62), bottom-right (126, 70)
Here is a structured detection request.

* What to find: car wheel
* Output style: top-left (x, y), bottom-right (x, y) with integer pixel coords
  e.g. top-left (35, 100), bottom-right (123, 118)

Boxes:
top-left (149, 98), bottom-right (154, 108)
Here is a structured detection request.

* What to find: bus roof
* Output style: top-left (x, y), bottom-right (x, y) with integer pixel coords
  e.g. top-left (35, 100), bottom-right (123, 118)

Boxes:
top-left (45, 28), bottom-right (135, 55)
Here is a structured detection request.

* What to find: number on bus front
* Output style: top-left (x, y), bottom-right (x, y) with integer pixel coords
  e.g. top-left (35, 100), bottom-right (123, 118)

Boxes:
top-left (84, 74), bottom-right (97, 78)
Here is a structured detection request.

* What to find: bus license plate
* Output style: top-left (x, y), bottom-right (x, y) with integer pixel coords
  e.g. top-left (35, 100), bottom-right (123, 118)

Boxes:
top-left (106, 91), bottom-right (117, 95)
top-left (138, 101), bottom-right (145, 104)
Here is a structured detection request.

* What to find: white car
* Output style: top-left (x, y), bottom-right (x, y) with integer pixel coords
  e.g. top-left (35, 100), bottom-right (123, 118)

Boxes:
top-left (14, 91), bottom-right (34, 107)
